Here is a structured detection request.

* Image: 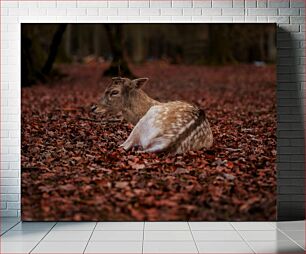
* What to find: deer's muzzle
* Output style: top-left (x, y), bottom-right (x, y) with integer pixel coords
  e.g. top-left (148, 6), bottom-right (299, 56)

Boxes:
top-left (91, 104), bottom-right (108, 114)
top-left (91, 105), bottom-right (98, 112)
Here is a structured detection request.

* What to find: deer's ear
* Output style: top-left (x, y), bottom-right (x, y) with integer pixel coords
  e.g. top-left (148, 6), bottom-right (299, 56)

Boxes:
top-left (132, 78), bottom-right (149, 89)
top-left (112, 77), bottom-right (123, 82)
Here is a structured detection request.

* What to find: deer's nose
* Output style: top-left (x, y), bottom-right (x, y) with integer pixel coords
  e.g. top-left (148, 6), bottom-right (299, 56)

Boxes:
top-left (91, 105), bottom-right (97, 112)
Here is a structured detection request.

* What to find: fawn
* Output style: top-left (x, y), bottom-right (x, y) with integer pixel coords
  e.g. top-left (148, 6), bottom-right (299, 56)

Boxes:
top-left (92, 77), bottom-right (213, 154)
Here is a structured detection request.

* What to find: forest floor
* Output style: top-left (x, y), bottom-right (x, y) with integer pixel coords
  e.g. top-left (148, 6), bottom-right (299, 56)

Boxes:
top-left (22, 61), bottom-right (276, 221)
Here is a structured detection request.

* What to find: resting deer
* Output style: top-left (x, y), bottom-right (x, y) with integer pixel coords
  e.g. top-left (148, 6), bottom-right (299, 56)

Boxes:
top-left (92, 77), bottom-right (213, 154)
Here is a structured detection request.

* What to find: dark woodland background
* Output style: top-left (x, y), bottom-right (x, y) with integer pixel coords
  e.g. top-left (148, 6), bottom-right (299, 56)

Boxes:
top-left (22, 24), bottom-right (276, 85)
top-left (21, 24), bottom-right (277, 221)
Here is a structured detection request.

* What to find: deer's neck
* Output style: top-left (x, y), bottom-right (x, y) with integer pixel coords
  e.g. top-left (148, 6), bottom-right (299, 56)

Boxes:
top-left (122, 89), bottom-right (159, 125)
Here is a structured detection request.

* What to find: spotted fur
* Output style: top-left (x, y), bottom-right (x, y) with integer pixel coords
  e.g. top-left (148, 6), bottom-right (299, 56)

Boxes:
top-left (121, 101), bottom-right (213, 154)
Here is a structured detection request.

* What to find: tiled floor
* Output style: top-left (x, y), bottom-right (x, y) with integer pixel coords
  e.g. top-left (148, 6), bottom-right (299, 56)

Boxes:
top-left (0, 219), bottom-right (304, 253)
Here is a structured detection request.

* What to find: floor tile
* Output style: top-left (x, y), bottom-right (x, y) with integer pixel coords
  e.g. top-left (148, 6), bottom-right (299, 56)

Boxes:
top-left (239, 230), bottom-right (290, 241)
top-left (0, 230), bottom-right (47, 242)
top-left (1, 241), bottom-right (37, 253)
top-left (269, 222), bottom-right (278, 228)
top-left (1, 229), bottom-right (8, 235)
top-left (232, 222), bottom-right (276, 231)
top-left (295, 240), bottom-right (305, 250)
top-left (282, 230), bottom-right (305, 241)
top-left (1, 221), bottom-right (21, 229)
top-left (32, 241), bottom-right (87, 253)
top-left (282, 230), bottom-right (305, 249)
top-left (96, 222), bottom-right (144, 231)
top-left (11, 222), bottom-right (55, 231)
top-left (145, 222), bottom-right (189, 231)
top-left (1, 218), bottom-right (21, 223)
top-left (276, 221), bottom-right (305, 231)
top-left (143, 241), bottom-right (198, 253)
top-left (1, 222), bottom-right (21, 234)
top-left (42, 230), bottom-right (92, 242)
top-left (1, 225), bottom-right (16, 235)
top-left (90, 230), bottom-right (143, 241)
top-left (85, 242), bottom-right (142, 253)
top-left (192, 230), bottom-right (243, 241)
top-left (189, 222), bottom-right (234, 231)
top-left (144, 230), bottom-right (193, 241)
top-left (197, 241), bottom-right (253, 253)
top-left (249, 240), bottom-right (304, 253)
top-left (52, 222), bottom-right (96, 231)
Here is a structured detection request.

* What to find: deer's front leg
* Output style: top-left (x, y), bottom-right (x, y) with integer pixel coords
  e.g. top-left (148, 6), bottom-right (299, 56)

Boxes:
top-left (120, 137), bottom-right (135, 151)
top-left (120, 106), bottom-right (161, 152)
top-left (120, 125), bottom-right (140, 151)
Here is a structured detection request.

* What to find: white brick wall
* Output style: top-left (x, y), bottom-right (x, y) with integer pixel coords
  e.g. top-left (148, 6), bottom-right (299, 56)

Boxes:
top-left (0, 0), bottom-right (305, 218)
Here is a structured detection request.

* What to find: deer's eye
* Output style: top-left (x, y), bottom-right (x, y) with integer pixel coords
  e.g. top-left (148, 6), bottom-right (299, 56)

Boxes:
top-left (110, 90), bottom-right (119, 96)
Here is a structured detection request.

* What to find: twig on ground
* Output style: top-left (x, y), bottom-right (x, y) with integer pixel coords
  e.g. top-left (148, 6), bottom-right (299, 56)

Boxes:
top-left (77, 117), bottom-right (122, 123)
top-left (224, 148), bottom-right (242, 152)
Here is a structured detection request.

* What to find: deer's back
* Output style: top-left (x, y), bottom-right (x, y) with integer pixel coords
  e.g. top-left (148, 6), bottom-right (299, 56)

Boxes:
top-left (135, 101), bottom-right (213, 153)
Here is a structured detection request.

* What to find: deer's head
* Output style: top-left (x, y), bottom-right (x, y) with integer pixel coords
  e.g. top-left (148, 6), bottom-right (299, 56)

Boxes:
top-left (92, 77), bottom-right (149, 115)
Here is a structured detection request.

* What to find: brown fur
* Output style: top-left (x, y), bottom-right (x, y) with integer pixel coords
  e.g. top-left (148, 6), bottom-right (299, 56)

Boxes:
top-left (122, 88), bottom-right (160, 125)
top-left (94, 77), bottom-right (159, 125)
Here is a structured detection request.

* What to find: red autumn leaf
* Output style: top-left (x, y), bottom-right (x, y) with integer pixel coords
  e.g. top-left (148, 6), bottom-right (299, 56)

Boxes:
top-left (226, 161), bottom-right (234, 169)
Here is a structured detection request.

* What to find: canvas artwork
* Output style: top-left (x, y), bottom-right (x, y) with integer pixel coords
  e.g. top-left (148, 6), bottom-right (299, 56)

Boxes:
top-left (21, 24), bottom-right (276, 221)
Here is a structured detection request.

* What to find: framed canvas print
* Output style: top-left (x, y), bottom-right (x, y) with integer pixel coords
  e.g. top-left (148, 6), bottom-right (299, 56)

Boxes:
top-left (21, 24), bottom-right (276, 221)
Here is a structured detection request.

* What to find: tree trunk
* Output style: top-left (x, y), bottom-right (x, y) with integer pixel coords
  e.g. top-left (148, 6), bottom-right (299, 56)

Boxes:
top-left (103, 24), bottom-right (134, 78)
top-left (65, 24), bottom-right (71, 57)
top-left (208, 25), bottom-right (235, 65)
top-left (21, 30), bottom-right (37, 86)
top-left (21, 26), bottom-right (46, 86)
top-left (267, 26), bottom-right (276, 63)
top-left (131, 25), bottom-right (145, 64)
top-left (42, 24), bottom-right (67, 75)
top-left (94, 25), bottom-right (102, 56)
top-left (259, 30), bottom-right (265, 61)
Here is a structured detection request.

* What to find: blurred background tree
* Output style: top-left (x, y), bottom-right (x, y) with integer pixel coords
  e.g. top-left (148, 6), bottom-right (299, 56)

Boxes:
top-left (21, 24), bottom-right (67, 86)
top-left (21, 24), bottom-right (276, 86)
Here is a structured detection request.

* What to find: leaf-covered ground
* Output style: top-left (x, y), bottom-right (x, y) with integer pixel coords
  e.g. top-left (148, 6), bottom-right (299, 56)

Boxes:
top-left (22, 62), bottom-right (276, 221)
